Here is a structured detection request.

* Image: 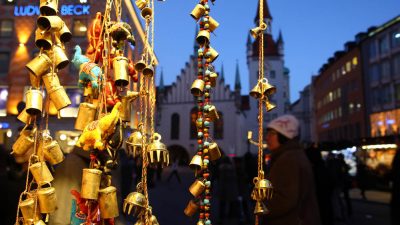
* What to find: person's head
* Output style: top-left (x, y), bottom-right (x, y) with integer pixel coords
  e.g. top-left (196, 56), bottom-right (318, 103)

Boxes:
top-left (265, 114), bottom-right (299, 151)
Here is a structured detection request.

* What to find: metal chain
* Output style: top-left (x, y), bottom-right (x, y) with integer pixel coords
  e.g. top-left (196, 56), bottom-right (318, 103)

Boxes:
top-left (257, 0), bottom-right (265, 179)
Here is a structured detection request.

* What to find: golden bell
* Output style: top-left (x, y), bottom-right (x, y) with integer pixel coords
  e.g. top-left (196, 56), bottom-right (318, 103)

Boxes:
top-left (75, 103), bottom-right (97, 131)
top-left (14, 147), bottom-right (34, 164)
top-left (17, 108), bottom-right (34, 124)
top-left (52, 44), bottom-right (69, 70)
top-left (35, 28), bottom-right (52, 50)
top-left (197, 221), bottom-right (205, 225)
top-left (43, 140), bottom-right (64, 165)
top-left (250, 83), bottom-right (263, 99)
top-left (254, 201), bottom-right (268, 215)
top-left (113, 56), bottom-right (129, 87)
top-left (208, 16), bottom-right (220, 32)
top-left (190, 4), bottom-right (205, 21)
top-left (147, 133), bottom-right (169, 167)
top-left (12, 129), bottom-right (35, 155)
top-left (37, 16), bottom-right (64, 32)
top-left (141, 7), bottom-right (153, 19)
top-left (250, 27), bottom-right (264, 39)
top-left (123, 192), bottom-right (146, 216)
top-left (134, 59), bottom-right (146, 72)
top-left (48, 86), bottom-right (72, 111)
top-left (196, 30), bottom-right (210, 46)
top-left (142, 65), bottom-right (154, 77)
top-left (34, 220), bottom-right (47, 225)
top-left (120, 91), bottom-right (139, 122)
top-left (208, 142), bottom-right (221, 161)
top-left (184, 200), bottom-right (199, 217)
top-left (26, 53), bottom-right (51, 77)
top-left (265, 100), bottom-right (276, 112)
top-left (98, 186), bottom-right (119, 218)
top-left (19, 196), bottom-right (41, 223)
top-left (189, 179), bottom-right (206, 197)
top-left (209, 71), bottom-right (218, 87)
top-left (189, 154), bottom-right (203, 170)
top-left (57, 24), bottom-right (72, 43)
top-left (135, 0), bottom-right (147, 10)
top-left (261, 78), bottom-right (276, 96)
top-left (42, 72), bottom-right (61, 92)
top-left (150, 214), bottom-right (159, 225)
top-left (126, 130), bottom-right (143, 158)
top-left (81, 168), bottom-right (102, 200)
top-left (253, 177), bottom-right (273, 201)
top-left (207, 46), bottom-right (219, 63)
top-left (208, 105), bottom-right (219, 121)
top-left (29, 162), bottom-right (54, 186)
top-left (37, 186), bottom-right (57, 213)
top-left (191, 79), bottom-right (205, 97)
top-left (25, 89), bottom-right (43, 115)
top-left (40, 0), bottom-right (58, 15)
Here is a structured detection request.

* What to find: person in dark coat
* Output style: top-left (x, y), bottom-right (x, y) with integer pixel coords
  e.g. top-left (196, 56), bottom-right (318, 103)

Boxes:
top-left (263, 115), bottom-right (320, 225)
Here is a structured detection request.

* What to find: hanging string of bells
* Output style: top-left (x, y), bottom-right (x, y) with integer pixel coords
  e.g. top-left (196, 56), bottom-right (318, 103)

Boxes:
top-left (13, 1), bottom-right (72, 224)
top-left (185, 0), bottom-right (221, 224)
top-left (248, 0), bottom-right (276, 224)
top-left (123, 0), bottom-right (168, 224)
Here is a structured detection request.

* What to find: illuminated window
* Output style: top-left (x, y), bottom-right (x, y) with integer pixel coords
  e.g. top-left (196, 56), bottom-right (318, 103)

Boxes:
top-left (0, 87), bottom-right (7, 116)
top-left (352, 57), bottom-right (358, 67)
top-left (346, 62), bottom-right (351, 73)
top-left (328, 92), bottom-right (333, 102)
top-left (0, 52), bottom-right (9, 75)
top-left (341, 66), bottom-right (346, 75)
top-left (0, 20), bottom-right (13, 37)
top-left (2, 0), bottom-right (15, 5)
top-left (392, 30), bottom-right (400, 48)
top-left (73, 19), bottom-right (87, 37)
top-left (190, 107), bottom-right (197, 139)
top-left (171, 113), bottom-right (180, 140)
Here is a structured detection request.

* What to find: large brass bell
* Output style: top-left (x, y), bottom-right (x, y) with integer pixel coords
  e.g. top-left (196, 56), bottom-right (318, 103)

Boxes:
top-left (189, 179), bottom-right (206, 197)
top-left (12, 128), bottom-right (36, 155)
top-left (75, 103), bottom-right (97, 130)
top-left (134, 59), bottom-right (146, 72)
top-left (184, 200), bottom-right (199, 217)
top-left (26, 53), bottom-right (51, 77)
top-left (265, 99), bottom-right (276, 112)
top-left (208, 142), bottom-right (221, 161)
top-left (141, 7), bottom-right (153, 19)
top-left (126, 130), bottom-right (143, 158)
top-left (81, 168), bottom-right (102, 200)
top-left (25, 89), bottom-right (43, 115)
top-left (35, 28), bottom-right (52, 50)
top-left (135, 0), bottom-right (148, 10)
top-left (39, 0), bottom-right (58, 15)
top-left (190, 4), bottom-right (205, 21)
top-left (207, 46), bottom-right (219, 63)
top-left (147, 133), bottom-right (169, 167)
top-left (120, 91), bottom-right (139, 122)
top-left (189, 154), bottom-right (203, 170)
top-left (19, 194), bottom-right (41, 223)
top-left (42, 72), bottom-right (61, 92)
top-left (52, 44), bottom-right (69, 69)
top-left (123, 192), bottom-right (146, 216)
top-left (113, 56), bottom-right (129, 87)
top-left (254, 201), bottom-right (268, 215)
top-left (142, 64), bottom-right (154, 77)
top-left (37, 16), bottom-right (64, 32)
top-left (196, 30), bottom-right (210, 45)
top-left (29, 161), bottom-right (54, 186)
top-left (208, 16), bottom-right (220, 32)
top-left (48, 86), bottom-right (71, 111)
top-left (208, 105), bottom-right (219, 121)
top-left (37, 186), bottom-right (57, 213)
top-left (57, 24), bottom-right (72, 43)
top-left (98, 186), bottom-right (119, 218)
top-left (250, 82), bottom-right (263, 99)
top-left (191, 79), bottom-right (205, 97)
top-left (261, 78), bottom-right (276, 96)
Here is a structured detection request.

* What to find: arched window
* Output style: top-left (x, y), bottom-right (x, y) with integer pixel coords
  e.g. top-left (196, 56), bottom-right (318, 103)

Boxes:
top-left (190, 107), bottom-right (197, 139)
top-left (214, 111), bottom-right (223, 139)
top-left (171, 113), bottom-right (180, 140)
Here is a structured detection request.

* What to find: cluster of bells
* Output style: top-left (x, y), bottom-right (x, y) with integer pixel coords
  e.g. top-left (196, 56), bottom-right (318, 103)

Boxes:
top-left (250, 78), bottom-right (276, 112)
top-left (123, 186), bottom-right (159, 225)
top-left (251, 176), bottom-right (273, 215)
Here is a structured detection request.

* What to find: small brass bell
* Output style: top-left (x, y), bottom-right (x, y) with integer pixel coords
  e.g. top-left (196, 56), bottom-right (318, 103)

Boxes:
top-left (123, 192), bottom-right (146, 216)
top-left (75, 103), bottom-right (97, 130)
top-left (25, 89), bottom-right (43, 115)
top-left (35, 28), bottom-right (52, 50)
top-left (189, 179), bottom-right (206, 197)
top-left (126, 130), bottom-right (143, 158)
top-left (151, 215), bottom-right (160, 225)
top-left (12, 128), bottom-right (36, 155)
top-left (19, 195), bottom-right (41, 223)
top-left (209, 71), bottom-right (218, 87)
top-left (207, 46), bottom-right (219, 63)
top-left (135, 0), bottom-right (148, 10)
top-left (147, 133), bottom-right (169, 167)
top-left (191, 79), bottom-right (205, 97)
top-left (98, 186), bottom-right (119, 218)
top-left (52, 44), bottom-right (69, 70)
top-left (43, 140), bottom-right (64, 165)
top-left (42, 72), bottom-right (61, 92)
top-left (189, 154), bottom-right (203, 170)
top-left (253, 177), bottom-right (273, 201)
top-left (81, 169), bottom-right (102, 200)
top-left (113, 56), bottom-right (129, 87)
top-left (250, 23), bottom-right (267, 39)
top-left (120, 91), bottom-right (139, 122)
top-left (48, 86), bottom-right (72, 111)
top-left (190, 4), bottom-right (205, 21)
top-left (39, 0), bottom-right (58, 15)
top-left (208, 105), bottom-right (219, 121)
top-left (134, 59), bottom-right (146, 72)
top-left (17, 108), bottom-right (34, 125)
top-left (29, 161), bottom-right (54, 186)
top-left (197, 220), bottom-right (205, 225)
top-left (37, 186), bottom-right (57, 213)
top-left (57, 24), bottom-right (72, 43)
top-left (250, 83), bottom-right (263, 99)
top-left (141, 7), bottom-right (153, 19)
top-left (261, 78), bottom-right (276, 96)
top-left (208, 142), bottom-right (221, 161)
top-left (265, 99), bottom-right (276, 112)
top-left (37, 16), bottom-right (64, 32)
top-left (196, 30), bottom-right (210, 46)
top-left (254, 201), bottom-right (268, 215)
top-left (142, 64), bottom-right (154, 77)
top-left (184, 200), bottom-right (199, 217)
top-left (208, 16), bottom-right (220, 32)
top-left (26, 53), bottom-right (52, 77)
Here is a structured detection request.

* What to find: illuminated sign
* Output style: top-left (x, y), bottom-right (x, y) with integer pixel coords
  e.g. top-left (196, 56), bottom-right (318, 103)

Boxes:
top-left (14, 4), bottom-right (90, 16)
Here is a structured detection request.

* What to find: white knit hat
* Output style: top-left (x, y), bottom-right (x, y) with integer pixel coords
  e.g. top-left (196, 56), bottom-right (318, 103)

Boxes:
top-left (267, 114), bottom-right (299, 139)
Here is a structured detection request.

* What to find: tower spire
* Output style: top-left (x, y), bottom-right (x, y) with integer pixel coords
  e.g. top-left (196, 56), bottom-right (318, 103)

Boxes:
top-left (234, 60), bottom-right (241, 90)
top-left (220, 63), bottom-right (225, 81)
top-left (159, 68), bottom-right (165, 91)
top-left (254, 0), bottom-right (272, 24)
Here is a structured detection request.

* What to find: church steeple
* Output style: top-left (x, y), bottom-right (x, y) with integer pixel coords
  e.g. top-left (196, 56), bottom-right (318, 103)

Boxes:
top-left (277, 30), bottom-right (284, 56)
top-left (220, 63), bottom-right (225, 81)
top-left (234, 60), bottom-right (241, 90)
top-left (159, 68), bottom-right (165, 91)
top-left (254, 0), bottom-right (272, 34)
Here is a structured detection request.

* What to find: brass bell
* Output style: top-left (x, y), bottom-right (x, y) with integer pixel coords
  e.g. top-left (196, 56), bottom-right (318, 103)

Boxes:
top-left (191, 79), bottom-right (205, 97)
top-left (37, 186), bottom-right (57, 213)
top-left (150, 214), bottom-right (160, 225)
top-left (141, 7), bottom-right (153, 19)
top-left (35, 28), bottom-right (52, 50)
top-left (52, 44), bottom-right (69, 70)
top-left (208, 16), bottom-right (220, 32)
top-left (75, 103), bottom-right (97, 130)
top-left (120, 91), bottom-right (139, 122)
top-left (25, 89), bottom-right (43, 115)
top-left (30, 72), bottom-right (41, 89)
top-left (123, 192), bottom-right (146, 216)
top-left (126, 130), bottom-right (143, 158)
top-left (265, 99), bottom-right (276, 112)
top-left (98, 186), bottom-right (119, 218)
top-left (48, 86), bottom-right (71, 111)
top-left (208, 105), bottom-right (219, 121)
top-left (42, 72), bottom-right (61, 92)
top-left (81, 168), bottom-right (102, 200)
top-left (190, 4), bottom-right (205, 21)
top-left (14, 147), bottom-right (34, 164)
top-left (12, 128), bottom-right (35, 155)
top-left (209, 71), bottom-right (218, 87)
top-left (254, 201), bottom-right (268, 215)
top-left (17, 108), bottom-right (34, 124)
top-left (40, 0), bottom-right (58, 15)
top-left (37, 16), bottom-right (64, 32)
top-left (250, 23), bottom-right (267, 39)
top-left (113, 56), bottom-right (129, 87)
top-left (189, 154), bottom-right (203, 170)
top-left (135, 0), bottom-right (148, 10)
top-left (29, 161), bottom-right (54, 186)
top-left (261, 78), bottom-right (276, 96)
top-left (208, 142), bottom-right (221, 161)
top-left (253, 177), bottom-right (273, 201)
top-left (19, 195), bottom-right (41, 223)
top-left (147, 133), bottom-right (169, 167)
top-left (26, 53), bottom-right (52, 77)
top-left (134, 59), bottom-right (146, 72)
top-left (142, 64), bottom-right (155, 77)
top-left (184, 200), bottom-right (199, 217)
top-left (207, 46), bottom-right (219, 63)
top-left (43, 140), bottom-right (64, 165)
top-left (189, 179), bottom-right (206, 197)
top-left (34, 220), bottom-right (47, 225)
top-left (197, 220), bottom-right (205, 225)
top-left (57, 24), bottom-right (72, 43)
top-left (196, 30), bottom-right (210, 46)
top-left (250, 83), bottom-right (263, 99)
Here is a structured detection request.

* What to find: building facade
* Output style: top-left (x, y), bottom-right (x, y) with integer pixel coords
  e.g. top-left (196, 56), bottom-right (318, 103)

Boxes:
top-left (290, 84), bottom-right (312, 143)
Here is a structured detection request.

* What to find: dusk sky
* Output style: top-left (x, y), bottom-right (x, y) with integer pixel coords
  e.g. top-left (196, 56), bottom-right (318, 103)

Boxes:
top-left (152, 0), bottom-right (399, 102)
